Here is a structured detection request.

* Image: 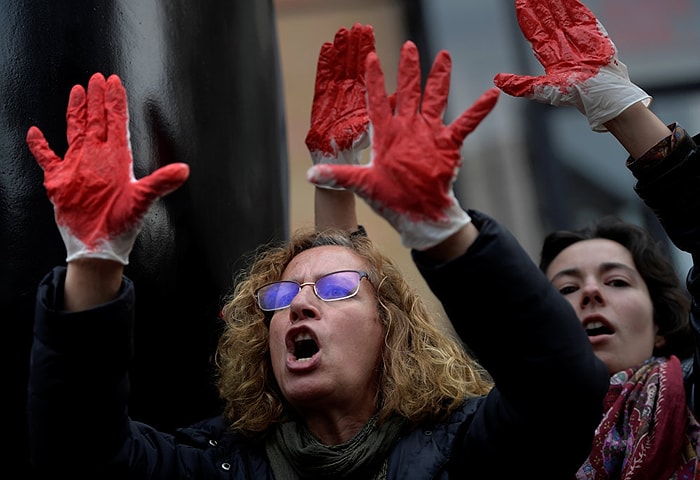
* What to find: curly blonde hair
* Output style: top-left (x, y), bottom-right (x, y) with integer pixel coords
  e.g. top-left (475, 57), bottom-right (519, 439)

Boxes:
top-left (215, 227), bottom-right (493, 435)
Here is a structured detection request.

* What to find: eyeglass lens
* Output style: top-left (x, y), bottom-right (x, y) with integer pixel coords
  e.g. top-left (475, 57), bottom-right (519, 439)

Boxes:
top-left (256, 270), bottom-right (366, 311)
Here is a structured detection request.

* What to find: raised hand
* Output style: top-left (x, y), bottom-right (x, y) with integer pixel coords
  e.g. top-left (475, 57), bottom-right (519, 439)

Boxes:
top-left (305, 23), bottom-right (375, 166)
top-left (307, 40), bottom-right (499, 250)
top-left (493, 0), bottom-right (650, 132)
top-left (27, 72), bottom-right (190, 265)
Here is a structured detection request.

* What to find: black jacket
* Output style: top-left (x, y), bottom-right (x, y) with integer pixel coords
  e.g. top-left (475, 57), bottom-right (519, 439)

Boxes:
top-left (28, 211), bottom-right (609, 479)
top-left (628, 129), bottom-right (700, 415)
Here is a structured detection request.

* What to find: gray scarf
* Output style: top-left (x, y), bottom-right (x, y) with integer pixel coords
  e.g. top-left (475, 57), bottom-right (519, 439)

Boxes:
top-left (265, 414), bottom-right (405, 480)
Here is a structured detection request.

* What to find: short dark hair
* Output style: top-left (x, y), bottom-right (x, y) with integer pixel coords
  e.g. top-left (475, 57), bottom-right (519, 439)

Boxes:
top-left (539, 216), bottom-right (693, 360)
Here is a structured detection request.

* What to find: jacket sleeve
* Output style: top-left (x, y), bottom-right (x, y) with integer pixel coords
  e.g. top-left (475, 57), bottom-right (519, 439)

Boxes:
top-left (28, 266), bottom-right (136, 475)
top-left (28, 267), bottom-right (266, 479)
top-left (628, 128), bottom-right (700, 255)
top-left (412, 211), bottom-right (609, 478)
top-left (627, 127), bottom-right (700, 416)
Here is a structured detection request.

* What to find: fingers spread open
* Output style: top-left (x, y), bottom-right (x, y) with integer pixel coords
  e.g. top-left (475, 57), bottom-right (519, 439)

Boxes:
top-left (313, 42), bottom-right (335, 96)
top-left (66, 84), bottom-right (87, 147)
top-left (493, 72), bottom-right (538, 98)
top-left (355, 24), bottom-right (375, 79)
top-left (421, 50), bottom-right (451, 123)
top-left (365, 52), bottom-right (392, 131)
top-left (395, 41), bottom-right (422, 118)
top-left (105, 75), bottom-right (129, 149)
top-left (86, 72), bottom-right (108, 142)
top-left (136, 162), bottom-right (190, 200)
top-left (449, 88), bottom-right (500, 143)
top-left (26, 126), bottom-right (60, 171)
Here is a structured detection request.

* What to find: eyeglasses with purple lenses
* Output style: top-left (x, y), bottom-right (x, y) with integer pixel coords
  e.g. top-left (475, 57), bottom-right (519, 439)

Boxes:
top-left (255, 270), bottom-right (369, 312)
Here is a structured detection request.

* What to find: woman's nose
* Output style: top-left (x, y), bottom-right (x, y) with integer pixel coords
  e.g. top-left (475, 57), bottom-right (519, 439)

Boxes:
top-left (580, 282), bottom-right (604, 307)
top-left (288, 284), bottom-right (319, 323)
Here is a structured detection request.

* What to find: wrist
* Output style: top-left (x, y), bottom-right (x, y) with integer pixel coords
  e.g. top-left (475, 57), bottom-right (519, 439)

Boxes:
top-left (422, 222), bottom-right (478, 263)
top-left (309, 147), bottom-right (362, 166)
top-left (578, 67), bottom-right (651, 132)
top-left (604, 102), bottom-right (671, 159)
top-left (397, 207), bottom-right (472, 252)
top-left (315, 188), bottom-right (358, 231)
top-left (64, 259), bottom-right (124, 312)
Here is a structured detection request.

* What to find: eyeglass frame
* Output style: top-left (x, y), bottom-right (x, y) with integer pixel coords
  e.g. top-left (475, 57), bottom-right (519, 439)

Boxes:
top-left (254, 270), bottom-right (371, 312)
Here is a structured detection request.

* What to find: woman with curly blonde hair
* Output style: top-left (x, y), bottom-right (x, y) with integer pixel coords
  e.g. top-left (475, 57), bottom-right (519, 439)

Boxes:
top-left (203, 200), bottom-right (607, 478)
top-left (216, 227), bottom-right (492, 435)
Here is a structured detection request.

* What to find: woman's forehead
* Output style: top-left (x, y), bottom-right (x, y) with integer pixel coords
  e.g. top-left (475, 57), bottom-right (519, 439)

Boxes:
top-left (549, 238), bottom-right (636, 273)
top-left (283, 245), bottom-right (367, 278)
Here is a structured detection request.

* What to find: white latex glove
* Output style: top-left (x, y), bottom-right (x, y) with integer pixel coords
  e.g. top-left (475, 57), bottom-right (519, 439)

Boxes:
top-left (307, 40), bottom-right (499, 250)
top-left (493, 0), bottom-right (650, 132)
top-left (26, 73), bottom-right (189, 265)
top-left (305, 23), bottom-right (374, 178)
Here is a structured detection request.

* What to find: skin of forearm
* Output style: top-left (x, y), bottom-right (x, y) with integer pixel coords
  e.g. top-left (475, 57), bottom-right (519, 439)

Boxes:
top-left (314, 188), bottom-right (359, 232)
top-left (603, 102), bottom-right (672, 160)
top-left (64, 259), bottom-right (124, 312)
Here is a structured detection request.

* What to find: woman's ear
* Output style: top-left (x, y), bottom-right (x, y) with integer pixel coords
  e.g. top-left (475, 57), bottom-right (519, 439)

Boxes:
top-left (654, 333), bottom-right (667, 349)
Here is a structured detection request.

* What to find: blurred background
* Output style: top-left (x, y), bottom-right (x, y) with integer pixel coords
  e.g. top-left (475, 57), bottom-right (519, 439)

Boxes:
top-left (276, 0), bottom-right (700, 317)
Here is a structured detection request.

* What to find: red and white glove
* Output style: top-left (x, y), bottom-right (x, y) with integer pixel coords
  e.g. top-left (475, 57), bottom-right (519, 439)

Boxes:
top-left (307, 41), bottom-right (499, 250)
top-left (305, 23), bottom-right (375, 189)
top-left (493, 0), bottom-right (650, 132)
top-left (27, 72), bottom-right (190, 265)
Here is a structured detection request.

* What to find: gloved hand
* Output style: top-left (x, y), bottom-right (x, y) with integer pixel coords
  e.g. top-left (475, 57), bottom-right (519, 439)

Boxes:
top-left (27, 72), bottom-right (190, 265)
top-left (305, 23), bottom-right (375, 175)
top-left (307, 41), bottom-right (499, 250)
top-left (493, 0), bottom-right (650, 132)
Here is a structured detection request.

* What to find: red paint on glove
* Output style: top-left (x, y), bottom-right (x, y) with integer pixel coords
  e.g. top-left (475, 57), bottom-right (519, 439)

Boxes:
top-left (493, 0), bottom-right (649, 132)
top-left (494, 0), bottom-right (615, 97)
top-left (308, 40), bottom-right (499, 249)
top-left (27, 73), bottom-right (189, 260)
top-left (305, 23), bottom-right (375, 163)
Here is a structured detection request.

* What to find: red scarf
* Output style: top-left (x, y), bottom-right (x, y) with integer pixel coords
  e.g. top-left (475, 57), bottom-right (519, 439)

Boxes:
top-left (576, 356), bottom-right (700, 479)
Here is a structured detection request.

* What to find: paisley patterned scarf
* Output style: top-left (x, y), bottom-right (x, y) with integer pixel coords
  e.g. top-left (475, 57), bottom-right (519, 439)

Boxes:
top-left (576, 356), bottom-right (700, 479)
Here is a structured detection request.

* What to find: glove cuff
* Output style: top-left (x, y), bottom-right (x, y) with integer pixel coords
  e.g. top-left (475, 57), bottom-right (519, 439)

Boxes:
top-left (309, 142), bottom-right (369, 190)
top-left (579, 67), bottom-right (651, 132)
top-left (309, 135), bottom-right (368, 165)
top-left (60, 227), bottom-right (134, 265)
top-left (397, 207), bottom-right (472, 251)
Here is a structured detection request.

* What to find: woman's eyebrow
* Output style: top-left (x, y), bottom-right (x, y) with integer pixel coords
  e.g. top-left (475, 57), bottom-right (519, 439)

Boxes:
top-left (550, 267), bottom-right (582, 283)
top-left (599, 262), bottom-right (638, 275)
top-left (550, 261), bottom-right (637, 283)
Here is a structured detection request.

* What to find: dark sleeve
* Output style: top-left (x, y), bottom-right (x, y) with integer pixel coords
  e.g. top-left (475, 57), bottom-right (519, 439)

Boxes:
top-left (412, 211), bottom-right (609, 478)
top-left (627, 127), bottom-right (700, 416)
top-left (628, 127), bottom-right (700, 255)
top-left (28, 266), bottom-right (136, 475)
top-left (684, 270), bottom-right (700, 417)
top-left (28, 268), bottom-right (256, 479)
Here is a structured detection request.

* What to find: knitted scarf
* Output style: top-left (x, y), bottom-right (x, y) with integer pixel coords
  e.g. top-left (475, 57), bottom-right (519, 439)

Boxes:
top-left (265, 414), bottom-right (405, 480)
top-left (576, 356), bottom-right (700, 479)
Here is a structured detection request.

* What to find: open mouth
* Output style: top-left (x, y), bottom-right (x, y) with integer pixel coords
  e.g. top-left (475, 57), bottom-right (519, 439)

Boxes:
top-left (292, 332), bottom-right (319, 361)
top-left (584, 320), bottom-right (613, 337)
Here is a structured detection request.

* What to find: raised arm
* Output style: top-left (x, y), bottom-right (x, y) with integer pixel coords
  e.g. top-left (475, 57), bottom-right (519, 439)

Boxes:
top-left (305, 24), bottom-right (375, 232)
top-left (493, 0), bottom-right (678, 162)
top-left (493, 0), bottom-right (700, 243)
top-left (307, 40), bottom-right (498, 262)
top-left (604, 102), bottom-right (671, 160)
top-left (27, 72), bottom-right (190, 476)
